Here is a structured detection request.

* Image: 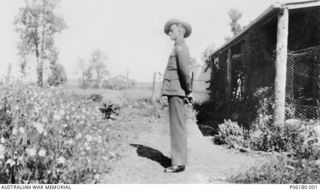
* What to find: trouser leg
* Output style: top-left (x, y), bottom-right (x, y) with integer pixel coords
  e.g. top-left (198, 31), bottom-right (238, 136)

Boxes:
top-left (168, 96), bottom-right (187, 166)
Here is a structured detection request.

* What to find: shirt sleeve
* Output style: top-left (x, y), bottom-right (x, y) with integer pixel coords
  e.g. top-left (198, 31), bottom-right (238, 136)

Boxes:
top-left (175, 45), bottom-right (192, 94)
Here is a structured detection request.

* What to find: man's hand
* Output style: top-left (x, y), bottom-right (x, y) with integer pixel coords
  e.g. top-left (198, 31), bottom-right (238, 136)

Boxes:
top-left (159, 96), bottom-right (168, 107)
top-left (184, 93), bottom-right (193, 105)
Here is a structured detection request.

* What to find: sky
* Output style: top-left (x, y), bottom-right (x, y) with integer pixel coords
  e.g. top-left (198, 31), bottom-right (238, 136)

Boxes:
top-left (0, 0), bottom-right (292, 82)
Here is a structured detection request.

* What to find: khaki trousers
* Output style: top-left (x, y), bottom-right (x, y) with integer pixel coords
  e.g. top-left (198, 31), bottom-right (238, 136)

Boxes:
top-left (168, 96), bottom-right (187, 166)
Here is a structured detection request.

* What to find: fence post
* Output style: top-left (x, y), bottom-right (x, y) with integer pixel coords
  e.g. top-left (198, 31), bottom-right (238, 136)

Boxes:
top-left (152, 72), bottom-right (157, 104)
top-left (6, 63), bottom-right (12, 83)
top-left (273, 8), bottom-right (289, 128)
top-left (124, 70), bottom-right (129, 99)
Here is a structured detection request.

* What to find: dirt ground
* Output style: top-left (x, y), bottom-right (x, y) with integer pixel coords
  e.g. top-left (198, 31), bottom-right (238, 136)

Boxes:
top-left (101, 105), bottom-right (265, 184)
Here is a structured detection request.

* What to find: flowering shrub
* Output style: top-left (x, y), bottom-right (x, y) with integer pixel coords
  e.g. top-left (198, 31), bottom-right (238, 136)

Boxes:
top-left (214, 119), bottom-right (248, 148)
top-left (0, 81), bottom-right (119, 183)
top-left (228, 86), bottom-right (320, 183)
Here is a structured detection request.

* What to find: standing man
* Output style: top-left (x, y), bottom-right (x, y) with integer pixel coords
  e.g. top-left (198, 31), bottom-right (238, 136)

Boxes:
top-left (161, 19), bottom-right (193, 173)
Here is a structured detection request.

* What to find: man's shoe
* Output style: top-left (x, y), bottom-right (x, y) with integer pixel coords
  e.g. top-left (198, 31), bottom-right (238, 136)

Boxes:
top-left (164, 165), bottom-right (185, 173)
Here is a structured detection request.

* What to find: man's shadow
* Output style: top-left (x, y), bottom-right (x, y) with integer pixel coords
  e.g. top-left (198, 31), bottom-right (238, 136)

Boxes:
top-left (130, 144), bottom-right (171, 168)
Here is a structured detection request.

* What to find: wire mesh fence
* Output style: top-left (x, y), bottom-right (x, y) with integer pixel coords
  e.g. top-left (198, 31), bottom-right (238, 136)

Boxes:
top-left (205, 44), bottom-right (320, 125)
top-left (287, 45), bottom-right (320, 119)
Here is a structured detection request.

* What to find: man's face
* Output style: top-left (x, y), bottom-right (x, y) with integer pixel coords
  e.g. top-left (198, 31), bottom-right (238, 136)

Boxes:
top-left (168, 24), bottom-right (179, 41)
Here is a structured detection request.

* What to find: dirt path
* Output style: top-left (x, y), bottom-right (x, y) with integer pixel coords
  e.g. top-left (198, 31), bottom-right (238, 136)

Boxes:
top-left (102, 107), bottom-right (263, 184)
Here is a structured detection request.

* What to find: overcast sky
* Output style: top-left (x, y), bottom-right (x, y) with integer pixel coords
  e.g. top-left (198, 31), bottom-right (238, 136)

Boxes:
top-left (0, 0), bottom-right (293, 82)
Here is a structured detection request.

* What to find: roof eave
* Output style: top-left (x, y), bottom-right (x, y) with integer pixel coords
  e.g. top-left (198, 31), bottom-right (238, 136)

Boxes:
top-left (211, 3), bottom-right (281, 57)
top-left (210, 0), bottom-right (320, 58)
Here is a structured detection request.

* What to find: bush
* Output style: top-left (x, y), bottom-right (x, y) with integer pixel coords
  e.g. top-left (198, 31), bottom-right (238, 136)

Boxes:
top-left (214, 119), bottom-right (248, 148)
top-left (0, 82), bottom-right (119, 183)
top-left (102, 76), bottom-right (136, 90)
top-left (210, 86), bottom-right (320, 183)
top-left (47, 64), bottom-right (67, 86)
top-left (229, 108), bottom-right (320, 183)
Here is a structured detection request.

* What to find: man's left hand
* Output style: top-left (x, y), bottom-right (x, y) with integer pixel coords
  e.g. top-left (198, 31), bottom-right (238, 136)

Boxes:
top-left (185, 93), bottom-right (193, 105)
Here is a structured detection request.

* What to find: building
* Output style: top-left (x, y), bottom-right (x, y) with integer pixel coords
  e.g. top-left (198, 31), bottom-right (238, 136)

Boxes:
top-left (205, 0), bottom-right (320, 127)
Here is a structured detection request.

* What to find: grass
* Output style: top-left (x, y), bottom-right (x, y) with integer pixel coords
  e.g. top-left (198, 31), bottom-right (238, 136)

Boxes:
top-left (228, 154), bottom-right (320, 184)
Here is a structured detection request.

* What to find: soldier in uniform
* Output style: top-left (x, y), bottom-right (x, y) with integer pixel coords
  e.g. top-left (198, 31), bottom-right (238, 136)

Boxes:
top-left (161, 19), bottom-right (193, 173)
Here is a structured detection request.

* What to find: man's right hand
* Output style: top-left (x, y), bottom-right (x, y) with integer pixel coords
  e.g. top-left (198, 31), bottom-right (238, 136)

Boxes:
top-left (185, 93), bottom-right (193, 105)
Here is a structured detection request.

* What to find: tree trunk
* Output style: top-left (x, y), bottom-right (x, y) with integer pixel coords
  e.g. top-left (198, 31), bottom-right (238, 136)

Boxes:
top-left (273, 8), bottom-right (289, 128)
top-left (82, 74), bottom-right (85, 87)
top-left (97, 71), bottom-right (100, 89)
top-left (38, 0), bottom-right (46, 87)
top-left (36, 43), bottom-right (43, 87)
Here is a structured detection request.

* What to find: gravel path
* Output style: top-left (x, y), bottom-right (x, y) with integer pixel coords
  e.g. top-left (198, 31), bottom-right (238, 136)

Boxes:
top-left (102, 107), bottom-right (263, 184)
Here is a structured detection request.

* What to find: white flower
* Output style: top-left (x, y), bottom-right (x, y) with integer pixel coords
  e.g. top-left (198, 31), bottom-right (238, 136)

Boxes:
top-left (6, 159), bottom-right (15, 167)
top-left (57, 156), bottom-right (65, 164)
top-left (85, 135), bottom-right (92, 142)
top-left (59, 109), bottom-right (65, 116)
top-left (109, 152), bottom-right (116, 158)
top-left (98, 136), bottom-right (102, 143)
top-left (94, 174), bottom-right (100, 180)
top-left (26, 148), bottom-right (37, 157)
top-left (0, 138), bottom-right (5, 144)
top-left (314, 125), bottom-right (320, 137)
top-left (34, 107), bottom-right (40, 113)
top-left (19, 127), bottom-right (25, 134)
top-left (53, 114), bottom-right (61, 120)
top-left (38, 148), bottom-right (46, 157)
top-left (12, 128), bottom-right (18, 135)
top-left (41, 117), bottom-right (48, 123)
top-left (18, 156), bottom-right (23, 161)
top-left (76, 133), bottom-right (82, 139)
top-left (34, 122), bottom-right (44, 134)
top-left (0, 144), bottom-right (5, 159)
top-left (66, 139), bottom-right (73, 145)
top-left (14, 105), bottom-right (19, 110)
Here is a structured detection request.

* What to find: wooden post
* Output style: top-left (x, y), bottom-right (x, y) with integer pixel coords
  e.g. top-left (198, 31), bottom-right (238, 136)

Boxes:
top-left (151, 72), bottom-right (157, 104)
top-left (124, 70), bottom-right (129, 99)
top-left (6, 63), bottom-right (12, 83)
top-left (273, 8), bottom-right (289, 128)
top-left (226, 48), bottom-right (232, 109)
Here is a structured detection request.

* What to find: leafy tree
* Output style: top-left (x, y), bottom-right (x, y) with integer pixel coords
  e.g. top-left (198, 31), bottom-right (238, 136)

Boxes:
top-left (201, 43), bottom-right (216, 64)
top-left (14, 0), bottom-right (66, 87)
top-left (47, 49), bottom-right (67, 86)
top-left (76, 58), bottom-right (94, 88)
top-left (47, 63), bottom-right (67, 86)
top-left (90, 50), bottom-right (109, 89)
top-left (225, 8), bottom-right (243, 42)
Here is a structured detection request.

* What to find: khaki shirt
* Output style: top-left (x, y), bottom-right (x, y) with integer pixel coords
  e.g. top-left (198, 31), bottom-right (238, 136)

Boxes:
top-left (161, 39), bottom-right (192, 97)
